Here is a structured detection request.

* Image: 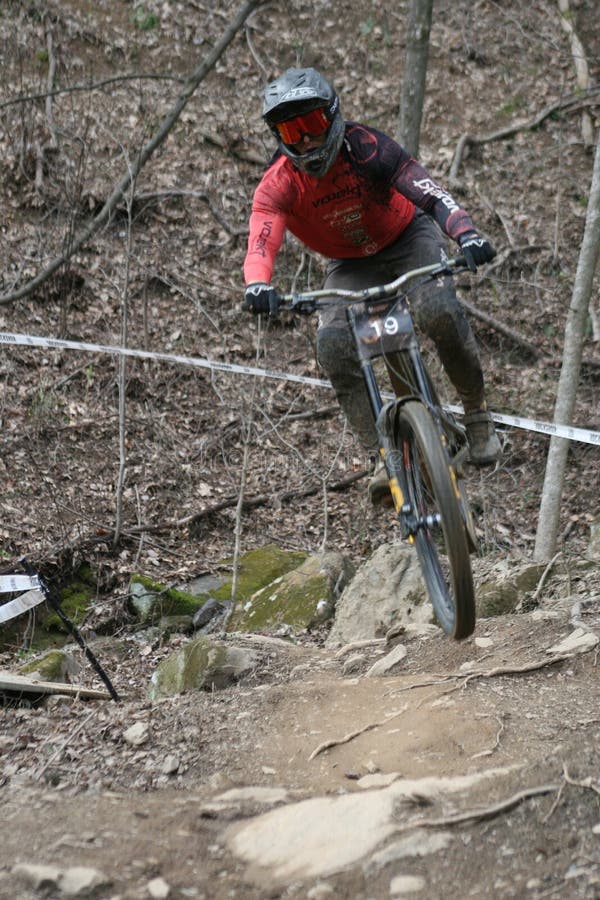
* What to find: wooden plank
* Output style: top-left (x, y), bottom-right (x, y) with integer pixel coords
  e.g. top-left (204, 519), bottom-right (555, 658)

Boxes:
top-left (0, 670), bottom-right (111, 700)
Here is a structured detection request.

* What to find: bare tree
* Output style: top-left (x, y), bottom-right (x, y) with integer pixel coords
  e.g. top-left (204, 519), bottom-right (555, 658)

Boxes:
top-left (534, 128), bottom-right (600, 561)
top-left (397, 0), bottom-right (433, 157)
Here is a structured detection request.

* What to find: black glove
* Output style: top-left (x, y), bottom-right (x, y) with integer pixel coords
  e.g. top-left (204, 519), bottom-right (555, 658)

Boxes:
top-left (244, 282), bottom-right (281, 316)
top-left (458, 231), bottom-right (496, 272)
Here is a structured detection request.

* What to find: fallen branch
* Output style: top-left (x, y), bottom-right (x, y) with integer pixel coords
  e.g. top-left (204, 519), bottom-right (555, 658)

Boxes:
top-left (0, 466), bottom-right (371, 573)
top-left (394, 783), bottom-right (559, 831)
top-left (449, 88), bottom-right (600, 183)
top-left (461, 296), bottom-right (600, 371)
top-left (0, 0), bottom-right (265, 306)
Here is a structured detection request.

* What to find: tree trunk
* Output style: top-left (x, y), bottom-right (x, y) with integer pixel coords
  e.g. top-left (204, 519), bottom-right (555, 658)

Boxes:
top-left (534, 128), bottom-right (600, 561)
top-left (397, 0), bottom-right (433, 157)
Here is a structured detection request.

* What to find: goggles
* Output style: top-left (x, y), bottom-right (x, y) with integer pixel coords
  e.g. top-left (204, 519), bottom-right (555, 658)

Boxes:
top-left (274, 108), bottom-right (330, 144)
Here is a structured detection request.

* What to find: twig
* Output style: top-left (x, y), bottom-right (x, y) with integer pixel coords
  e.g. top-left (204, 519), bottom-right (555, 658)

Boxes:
top-left (245, 22), bottom-right (270, 80)
top-left (393, 783), bottom-right (559, 831)
top-left (530, 551), bottom-right (561, 605)
top-left (309, 705), bottom-right (408, 760)
top-left (34, 710), bottom-right (96, 781)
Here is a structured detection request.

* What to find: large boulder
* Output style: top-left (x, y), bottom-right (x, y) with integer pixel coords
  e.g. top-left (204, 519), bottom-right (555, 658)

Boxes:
top-left (325, 543), bottom-right (431, 647)
top-left (228, 551), bottom-right (354, 632)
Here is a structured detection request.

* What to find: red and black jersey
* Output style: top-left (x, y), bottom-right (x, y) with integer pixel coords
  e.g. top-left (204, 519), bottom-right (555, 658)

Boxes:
top-left (244, 122), bottom-right (475, 284)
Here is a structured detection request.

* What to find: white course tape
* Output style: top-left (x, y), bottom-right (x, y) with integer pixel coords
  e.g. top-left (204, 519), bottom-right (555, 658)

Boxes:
top-left (0, 574), bottom-right (40, 593)
top-left (1, 330), bottom-right (599, 446)
top-left (0, 589), bottom-right (45, 623)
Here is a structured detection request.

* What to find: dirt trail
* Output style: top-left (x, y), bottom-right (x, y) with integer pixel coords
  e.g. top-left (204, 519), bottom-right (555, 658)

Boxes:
top-left (2, 606), bottom-right (600, 899)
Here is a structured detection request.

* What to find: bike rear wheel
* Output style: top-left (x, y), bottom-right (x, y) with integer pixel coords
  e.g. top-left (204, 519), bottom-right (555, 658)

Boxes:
top-left (395, 400), bottom-right (475, 639)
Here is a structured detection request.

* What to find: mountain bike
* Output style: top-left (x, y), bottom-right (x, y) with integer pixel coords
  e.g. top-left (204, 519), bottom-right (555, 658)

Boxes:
top-left (279, 256), bottom-right (478, 640)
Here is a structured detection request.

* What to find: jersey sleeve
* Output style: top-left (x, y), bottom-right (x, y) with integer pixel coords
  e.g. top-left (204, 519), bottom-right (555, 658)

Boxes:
top-left (244, 207), bottom-right (287, 284)
top-left (393, 157), bottom-right (475, 241)
top-left (243, 162), bottom-right (296, 284)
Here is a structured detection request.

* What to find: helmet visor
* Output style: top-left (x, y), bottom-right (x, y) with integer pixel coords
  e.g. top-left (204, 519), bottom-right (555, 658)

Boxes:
top-left (274, 108), bottom-right (330, 145)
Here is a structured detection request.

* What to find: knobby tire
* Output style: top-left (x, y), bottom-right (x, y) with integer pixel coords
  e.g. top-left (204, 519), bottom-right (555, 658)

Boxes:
top-left (396, 400), bottom-right (475, 639)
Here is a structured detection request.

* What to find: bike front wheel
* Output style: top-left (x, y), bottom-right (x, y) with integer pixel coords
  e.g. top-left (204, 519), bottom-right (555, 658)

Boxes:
top-left (394, 400), bottom-right (475, 639)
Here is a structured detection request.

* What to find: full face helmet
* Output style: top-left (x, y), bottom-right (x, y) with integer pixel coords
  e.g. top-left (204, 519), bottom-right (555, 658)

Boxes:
top-left (263, 67), bottom-right (345, 177)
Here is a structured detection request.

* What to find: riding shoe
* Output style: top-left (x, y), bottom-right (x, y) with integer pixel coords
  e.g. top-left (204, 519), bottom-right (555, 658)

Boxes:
top-left (368, 458), bottom-right (392, 506)
top-left (463, 409), bottom-right (502, 466)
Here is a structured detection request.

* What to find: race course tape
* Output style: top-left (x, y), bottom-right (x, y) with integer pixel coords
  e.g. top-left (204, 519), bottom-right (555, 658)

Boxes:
top-left (2, 330), bottom-right (599, 447)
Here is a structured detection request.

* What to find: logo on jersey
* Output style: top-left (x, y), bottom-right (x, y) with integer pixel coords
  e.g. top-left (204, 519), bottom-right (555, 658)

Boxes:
top-left (412, 178), bottom-right (459, 213)
top-left (250, 220), bottom-right (273, 257)
top-left (312, 184), bottom-right (361, 208)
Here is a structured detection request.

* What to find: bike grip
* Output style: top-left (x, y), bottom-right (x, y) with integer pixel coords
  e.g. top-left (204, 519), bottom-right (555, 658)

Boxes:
top-left (269, 292), bottom-right (281, 318)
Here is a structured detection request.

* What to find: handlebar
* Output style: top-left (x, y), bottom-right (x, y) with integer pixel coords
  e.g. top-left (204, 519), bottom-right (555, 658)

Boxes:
top-left (279, 255), bottom-right (468, 313)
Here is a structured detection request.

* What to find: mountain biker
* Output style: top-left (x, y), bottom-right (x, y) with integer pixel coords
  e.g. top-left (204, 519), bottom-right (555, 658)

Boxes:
top-left (243, 67), bottom-right (502, 502)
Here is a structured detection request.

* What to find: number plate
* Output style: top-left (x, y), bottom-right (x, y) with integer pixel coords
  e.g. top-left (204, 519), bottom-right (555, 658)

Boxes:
top-left (350, 298), bottom-right (416, 361)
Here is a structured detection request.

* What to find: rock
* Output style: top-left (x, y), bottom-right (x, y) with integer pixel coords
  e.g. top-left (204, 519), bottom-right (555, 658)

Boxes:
top-left (475, 636), bottom-right (494, 648)
top-left (228, 551), bottom-right (354, 633)
top-left (149, 636), bottom-right (259, 698)
top-left (474, 560), bottom-right (546, 617)
top-left (307, 884), bottom-right (334, 899)
top-left (341, 653), bottom-right (367, 676)
top-left (547, 628), bottom-right (599, 655)
top-left (192, 597), bottom-right (227, 630)
top-left (18, 649), bottom-right (80, 683)
top-left (12, 863), bottom-right (111, 897)
top-left (128, 577), bottom-right (208, 624)
top-left (366, 643), bottom-right (407, 677)
top-left (390, 874), bottom-right (426, 895)
top-left (364, 829), bottom-right (451, 873)
top-left (326, 544), bottom-right (431, 647)
top-left (123, 721), bottom-right (150, 746)
top-left (162, 754), bottom-right (180, 775)
top-left (12, 863), bottom-right (61, 891)
top-left (226, 768), bottom-right (513, 882)
top-left (147, 876), bottom-right (171, 899)
top-left (59, 866), bottom-right (111, 897)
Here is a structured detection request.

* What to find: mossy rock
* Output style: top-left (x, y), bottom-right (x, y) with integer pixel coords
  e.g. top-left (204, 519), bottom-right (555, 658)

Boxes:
top-left (129, 545), bottom-right (308, 626)
top-left (41, 565), bottom-right (97, 635)
top-left (212, 545), bottom-right (308, 607)
top-left (18, 649), bottom-right (78, 683)
top-left (228, 551), bottom-right (354, 632)
top-left (148, 636), bottom-right (259, 698)
top-left (128, 576), bottom-right (206, 624)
